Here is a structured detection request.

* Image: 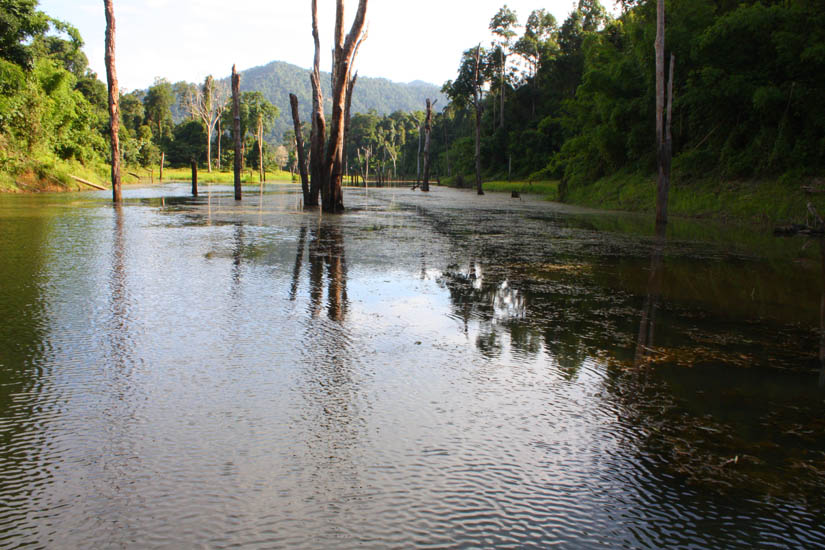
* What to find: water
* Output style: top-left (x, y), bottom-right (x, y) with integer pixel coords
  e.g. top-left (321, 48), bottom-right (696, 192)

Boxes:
top-left (0, 184), bottom-right (823, 549)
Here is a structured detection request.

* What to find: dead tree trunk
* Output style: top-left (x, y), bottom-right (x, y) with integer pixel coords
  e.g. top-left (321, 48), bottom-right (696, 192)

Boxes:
top-left (307, 0), bottom-right (326, 208)
top-left (232, 64), bottom-right (242, 201)
top-left (422, 98), bottom-right (433, 192)
top-left (473, 45), bottom-right (484, 196)
top-left (257, 117), bottom-right (264, 184)
top-left (191, 160), bottom-right (198, 197)
top-left (321, 0), bottom-right (369, 213)
top-left (655, 0), bottom-right (673, 226)
top-left (344, 72), bottom-right (358, 189)
top-left (416, 125), bottom-right (422, 184)
top-left (159, 151), bottom-right (164, 182)
top-left (499, 46), bottom-right (505, 129)
top-left (290, 94), bottom-right (310, 204)
top-left (217, 117), bottom-right (222, 171)
top-left (443, 121), bottom-right (451, 177)
top-left (104, 0), bottom-right (121, 204)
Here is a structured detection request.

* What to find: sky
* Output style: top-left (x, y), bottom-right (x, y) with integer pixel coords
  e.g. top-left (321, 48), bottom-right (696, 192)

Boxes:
top-left (38, 0), bottom-right (620, 91)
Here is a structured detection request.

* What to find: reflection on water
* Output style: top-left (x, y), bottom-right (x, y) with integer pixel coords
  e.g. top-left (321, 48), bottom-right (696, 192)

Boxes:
top-left (634, 226), bottom-right (665, 367)
top-left (0, 185), bottom-right (823, 549)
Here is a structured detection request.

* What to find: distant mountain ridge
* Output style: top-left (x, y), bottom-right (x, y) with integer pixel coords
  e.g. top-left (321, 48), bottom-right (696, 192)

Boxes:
top-left (229, 60), bottom-right (445, 142)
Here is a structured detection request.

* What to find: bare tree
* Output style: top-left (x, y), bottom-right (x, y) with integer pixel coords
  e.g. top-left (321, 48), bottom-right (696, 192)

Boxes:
top-left (104, 0), bottom-right (121, 203)
top-left (232, 64), bottom-right (242, 201)
top-left (290, 94), bottom-right (310, 203)
top-left (308, 0), bottom-right (326, 207)
top-left (344, 71), bottom-right (358, 187)
top-left (422, 98), bottom-right (434, 192)
top-left (655, 0), bottom-right (674, 226)
top-left (184, 76), bottom-right (228, 173)
top-left (473, 45), bottom-right (484, 196)
top-left (308, 0), bottom-right (369, 213)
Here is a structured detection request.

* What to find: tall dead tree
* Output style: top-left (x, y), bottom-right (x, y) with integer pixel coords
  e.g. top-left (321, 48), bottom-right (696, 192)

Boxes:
top-left (344, 71), bottom-right (358, 187)
top-left (256, 111), bottom-right (265, 184)
top-left (307, 0), bottom-right (326, 207)
top-left (655, 0), bottom-right (674, 226)
top-left (309, 0), bottom-right (368, 213)
top-left (104, 0), bottom-right (121, 203)
top-left (232, 65), bottom-right (242, 201)
top-left (290, 94), bottom-right (310, 204)
top-left (422, 98), bottom-right (433, 192)
top-left (473, 45), bottom-right (484, 196)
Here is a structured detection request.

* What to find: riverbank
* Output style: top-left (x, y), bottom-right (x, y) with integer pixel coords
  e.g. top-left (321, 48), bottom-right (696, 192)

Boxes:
top-left (443, 172), bottom-right (825, 225)
top-left (0, 161), bottom-right (295, 193)
top-left (0, 157), bottom-right (139, 193)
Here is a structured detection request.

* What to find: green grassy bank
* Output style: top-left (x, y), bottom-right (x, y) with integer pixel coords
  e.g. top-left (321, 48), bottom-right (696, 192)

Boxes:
top-left (441, 177), bottom-right (560, 201)
top-left (0, 155), bottom-right (138, 193)
top-left (0, 161), bottom-right (295, 193)
top-left (160, 167), bottom-right (294, 184)
top-left (563, 172), bottom-right (825, 225)
top-left (443, 172), bottom-right (824, 226)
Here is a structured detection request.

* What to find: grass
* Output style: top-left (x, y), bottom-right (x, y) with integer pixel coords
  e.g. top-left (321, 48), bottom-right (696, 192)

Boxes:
top-left (482, 180), bottom-right (560, 199)
top-left (0, 154), bottom-right (140, 193)
top-left (442, 175), bottom-right (560, 200)
top-left (442, 169), bottom-right (824, 225)
top-left (157, 167), bottom-right (294, 184)
top-left (1, 159), bottom-right (296, 193)
top-left (565, 170), bottom-right (825, 225)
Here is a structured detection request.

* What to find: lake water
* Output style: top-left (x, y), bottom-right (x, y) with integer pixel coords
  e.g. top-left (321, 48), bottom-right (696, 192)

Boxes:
top-left (0, 184), bottom-right (823, 549)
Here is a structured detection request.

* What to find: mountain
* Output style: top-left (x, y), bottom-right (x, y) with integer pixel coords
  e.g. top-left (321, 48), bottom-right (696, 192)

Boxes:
top-left (232, 60), bottom-right (445, 142)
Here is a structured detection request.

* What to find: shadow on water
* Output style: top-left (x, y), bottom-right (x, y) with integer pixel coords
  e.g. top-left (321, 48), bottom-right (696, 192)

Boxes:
top-left (820, 239), bottom-right (825, 389)
top-left (0, 204), bottom-right (51, 542)
top-left (634, 225), bottom-right (666, 366)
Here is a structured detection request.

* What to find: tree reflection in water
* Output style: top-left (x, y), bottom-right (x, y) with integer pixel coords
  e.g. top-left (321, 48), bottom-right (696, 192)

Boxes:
top-left (291, 223), bottom-right (349, 322)
top-left (634, 225), bottom-right (666, 367)
top-left (231, 223), bottom-right (243, 296)
top-left (288, 222), bottom-right (363, 491)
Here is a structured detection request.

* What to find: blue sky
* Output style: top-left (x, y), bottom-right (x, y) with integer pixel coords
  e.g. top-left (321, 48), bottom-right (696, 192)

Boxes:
top-left (38, 0), bottom-right (619, 91)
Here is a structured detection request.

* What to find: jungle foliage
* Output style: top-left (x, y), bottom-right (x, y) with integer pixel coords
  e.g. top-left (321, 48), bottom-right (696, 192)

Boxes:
top-left (366, 0), bottom-right (825, 199)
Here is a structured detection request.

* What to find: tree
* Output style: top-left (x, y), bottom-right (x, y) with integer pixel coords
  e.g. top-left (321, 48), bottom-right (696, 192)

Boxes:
top-left (514, 9), bottom-right (558, 80)
top-left (421, 98), bottom-right (434, 192)
top-left (444, 45), bottom-right (490, 195)
top-left (167, 119), bottom-right (206, 165)
top-left (308, 0), bottom-right (369, 213)
top-left (655, 0), bottom-right (674, 226)
top-left (232, 64), bottom-right (241, 200)
top-left (0, 0), bottom-right (49, 69)
top-left (289, 93), bottom-right (310, 203)
top-left (472, 46), bottom-right (484, 195)
top-left (120, 91), bottom-right (144, 135)
top-left (103, 0), bottom-right (121, 203)
top-left (184, 75), bottom-right (227, 172)
top-left (143, 78), bottom-right (173, 145)
top-left (578, 0), bottom-right (608, 32)
top-left (489, 5), bottom-right (519, 129)
top-left (243, 91), bottom-right (279, 182)
top-left (307, 0), bottom-right (326, 207)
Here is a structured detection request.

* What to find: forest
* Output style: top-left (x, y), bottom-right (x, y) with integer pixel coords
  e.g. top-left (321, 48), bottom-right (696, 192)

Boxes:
top-left (1, 0), bottom-right (824, 219)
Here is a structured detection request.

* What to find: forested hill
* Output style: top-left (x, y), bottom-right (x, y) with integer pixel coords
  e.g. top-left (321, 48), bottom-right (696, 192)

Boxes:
top-left (219, 61), bottom-right (445, 141)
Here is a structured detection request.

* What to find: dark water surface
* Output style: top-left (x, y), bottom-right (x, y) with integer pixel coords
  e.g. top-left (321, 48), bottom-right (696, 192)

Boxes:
top-left (0, 184), bottom-right (823, 549)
